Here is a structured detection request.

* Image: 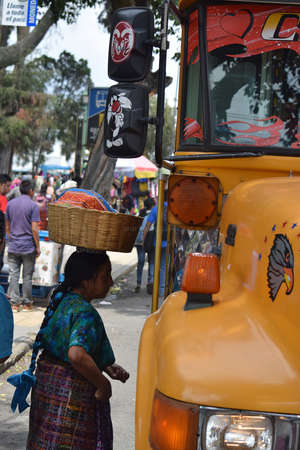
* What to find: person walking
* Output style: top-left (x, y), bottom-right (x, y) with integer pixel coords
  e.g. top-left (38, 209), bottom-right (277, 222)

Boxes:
top-left (6, 179), bottom-right (40, 311)
top-left (8, 250), bottom-right (129, 450)
top-left (143, 192), bottom-right (168, 297)
top-left (0, 174), bottom-right (11, 272)
top-left (0, 173), bottom-right (11, 214)
top-left (134, 207), bottom-right (153, 293)
top-left (34, 183), bottom-right (49, 230)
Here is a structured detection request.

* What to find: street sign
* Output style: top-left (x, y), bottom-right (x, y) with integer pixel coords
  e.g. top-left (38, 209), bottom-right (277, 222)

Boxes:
top-left (87, 87), bottom-right (109, 146)
top-left (1, 0), bottom-right (38, 26)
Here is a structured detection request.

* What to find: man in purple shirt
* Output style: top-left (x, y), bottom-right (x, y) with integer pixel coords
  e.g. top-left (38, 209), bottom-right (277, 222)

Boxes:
top-left (6, 180), bottom-right (40, 311)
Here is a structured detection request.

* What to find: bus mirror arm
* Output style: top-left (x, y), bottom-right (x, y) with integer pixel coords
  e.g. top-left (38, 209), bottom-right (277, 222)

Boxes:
top-left (145, 39), bottom-right (161, 48)
top-left (148, 117), bottom-right (157, 125)
top-left (155, 0), bottom-right (170, 168)
top-left (136, 117), bottom-right (156, 125)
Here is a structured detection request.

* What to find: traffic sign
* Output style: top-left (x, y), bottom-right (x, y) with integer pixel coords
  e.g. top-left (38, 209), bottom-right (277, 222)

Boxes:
top-left (87, 87), bottom-right (109, 146)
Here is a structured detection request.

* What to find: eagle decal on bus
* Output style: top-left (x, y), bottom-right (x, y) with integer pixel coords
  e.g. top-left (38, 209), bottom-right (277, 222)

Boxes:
top-left (267, 234), bottom-right (294, 301)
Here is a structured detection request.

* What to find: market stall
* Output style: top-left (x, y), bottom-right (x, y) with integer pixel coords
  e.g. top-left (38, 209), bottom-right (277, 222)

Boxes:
top-left (113, 156), bottom-right (158, 213)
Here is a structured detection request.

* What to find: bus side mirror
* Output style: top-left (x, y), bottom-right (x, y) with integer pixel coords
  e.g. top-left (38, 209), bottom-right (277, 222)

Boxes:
top-left (108, 7), bottom-right (154, 82)
top-left (104, 84), bottom-right (149, 158)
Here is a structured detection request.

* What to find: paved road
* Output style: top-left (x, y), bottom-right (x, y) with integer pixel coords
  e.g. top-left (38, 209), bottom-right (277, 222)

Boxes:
top-left (0, 265), bottom-right (153, 450)
top-left (10, 249), bottom-right (138, 342)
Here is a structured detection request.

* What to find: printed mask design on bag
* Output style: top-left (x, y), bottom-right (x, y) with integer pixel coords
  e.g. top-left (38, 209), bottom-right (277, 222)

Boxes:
top-left (106, 93), bottom-right (132, 148)
top-left (267, 234), bottom-right (294, 301)
top-left (111, 21), bottom-right (135, 63)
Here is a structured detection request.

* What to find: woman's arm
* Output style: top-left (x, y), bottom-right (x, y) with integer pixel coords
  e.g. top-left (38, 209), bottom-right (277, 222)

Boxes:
top-left (68, 345), bottom-right (112, 401)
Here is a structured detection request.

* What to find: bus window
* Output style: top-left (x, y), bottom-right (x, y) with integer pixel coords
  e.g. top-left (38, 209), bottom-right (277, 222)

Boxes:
top-left (209, 49), bottom-right (300, 148)
top-left (181, 4), bottom-right (300, 151)
top-left (182, 9), bottom-right (204, 145)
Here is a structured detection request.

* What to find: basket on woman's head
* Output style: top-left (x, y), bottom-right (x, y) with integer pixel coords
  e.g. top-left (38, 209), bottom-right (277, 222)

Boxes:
top-left (48, 188), bottom-right (143, 253)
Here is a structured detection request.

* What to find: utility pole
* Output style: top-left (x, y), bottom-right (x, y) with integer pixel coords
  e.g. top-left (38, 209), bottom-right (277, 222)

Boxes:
top-left (74, 117), bottom-right (83, 181)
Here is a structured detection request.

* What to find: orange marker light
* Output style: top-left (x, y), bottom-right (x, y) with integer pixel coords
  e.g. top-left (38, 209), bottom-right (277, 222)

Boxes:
top-left (181, 253), bottom-right (220, 294)
top-left (149, 390), bottom-right (199, 450)
top-left (168, 177), bottom-right (218, 226)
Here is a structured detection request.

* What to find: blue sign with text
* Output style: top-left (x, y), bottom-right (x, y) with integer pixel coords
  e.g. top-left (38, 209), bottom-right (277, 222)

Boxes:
top-left (26, 0), bottom-right (38, 26)
top-left (88, 88), bottom-right (109, 118)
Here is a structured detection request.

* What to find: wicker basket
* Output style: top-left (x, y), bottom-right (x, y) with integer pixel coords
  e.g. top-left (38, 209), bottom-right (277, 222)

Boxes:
top-left (48, 203), bottom-right (143, 253)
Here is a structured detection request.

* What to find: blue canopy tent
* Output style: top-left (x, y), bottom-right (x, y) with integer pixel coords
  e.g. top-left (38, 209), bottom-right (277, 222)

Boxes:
top-left (40, 164), bottom-right (71, 173)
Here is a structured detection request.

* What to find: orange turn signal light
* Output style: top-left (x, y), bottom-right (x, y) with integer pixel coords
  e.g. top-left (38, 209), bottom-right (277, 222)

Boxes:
top-left (149, 390), bottom-right (199, 450)
top-left (167, 175), bottom-right (221, 229)
top-left (181, 253), bottom-right (220, 294)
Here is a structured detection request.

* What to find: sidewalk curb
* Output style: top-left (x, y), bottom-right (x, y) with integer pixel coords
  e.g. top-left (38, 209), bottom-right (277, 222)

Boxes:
top-left (0, 333), bottom-right (35, 375)
top-left (0, 264), bottom-right (137, 375)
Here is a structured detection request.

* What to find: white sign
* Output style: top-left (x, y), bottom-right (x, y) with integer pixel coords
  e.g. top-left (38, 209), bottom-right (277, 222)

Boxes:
top-left (1, 0), bottom-right (38, 27)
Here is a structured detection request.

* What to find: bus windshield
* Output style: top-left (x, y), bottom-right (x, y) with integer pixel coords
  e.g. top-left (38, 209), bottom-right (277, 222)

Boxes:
top-left (182, 4), bottom-right (300, 152)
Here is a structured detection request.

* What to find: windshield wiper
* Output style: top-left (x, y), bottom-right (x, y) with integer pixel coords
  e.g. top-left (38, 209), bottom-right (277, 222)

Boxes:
top-left (165, 152), bottom-right (264, 161)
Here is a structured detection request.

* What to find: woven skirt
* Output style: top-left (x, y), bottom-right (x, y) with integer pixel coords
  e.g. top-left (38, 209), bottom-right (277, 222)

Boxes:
top-left (27, 353), bottom-right (113, 449)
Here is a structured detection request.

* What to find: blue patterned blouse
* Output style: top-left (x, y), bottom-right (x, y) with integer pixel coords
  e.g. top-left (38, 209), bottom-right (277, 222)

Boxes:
top-left (41, 293), bottom-right (115, 370)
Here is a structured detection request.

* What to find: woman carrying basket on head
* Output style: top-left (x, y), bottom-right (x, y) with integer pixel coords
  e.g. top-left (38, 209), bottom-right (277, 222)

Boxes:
top-left (8, 250), bottom-right (129, 450)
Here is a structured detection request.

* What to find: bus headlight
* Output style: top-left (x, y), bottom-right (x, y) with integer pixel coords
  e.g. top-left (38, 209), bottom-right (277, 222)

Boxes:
top-left (149, 392), bottom-right (300, 450)
top-left (205, 414), bottom-right (273, 449)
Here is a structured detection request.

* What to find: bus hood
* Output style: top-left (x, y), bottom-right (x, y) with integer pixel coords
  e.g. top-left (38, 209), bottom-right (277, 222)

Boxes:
top-left (155, 177), bottom-right (300, 414)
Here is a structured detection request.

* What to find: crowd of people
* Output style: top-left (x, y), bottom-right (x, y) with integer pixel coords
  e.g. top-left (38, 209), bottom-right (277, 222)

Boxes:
top-left (6, 172), bottom-right (78, 231)
top-left (0, 171), bottom-right (160, 311)
top-left (0, 171), bottom-right (79, 314)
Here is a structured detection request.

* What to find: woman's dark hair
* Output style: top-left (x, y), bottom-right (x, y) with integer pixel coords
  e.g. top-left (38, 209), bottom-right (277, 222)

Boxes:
top-left (29, 251), bottom-right (110, 372)
top-left (59, 251), bottom-right (110, 293)
top-left (122, 194), bottom-right (134, 211)
top-left (40, 183), bottom-right (47, 196)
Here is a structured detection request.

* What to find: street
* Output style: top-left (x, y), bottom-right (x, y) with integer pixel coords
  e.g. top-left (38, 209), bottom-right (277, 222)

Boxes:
top-left (0, 265), bottom-right (152, 450)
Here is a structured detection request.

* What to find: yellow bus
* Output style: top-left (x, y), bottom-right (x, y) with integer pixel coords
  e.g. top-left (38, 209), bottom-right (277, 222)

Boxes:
top-left (105, 0), bottom-right (300, 447)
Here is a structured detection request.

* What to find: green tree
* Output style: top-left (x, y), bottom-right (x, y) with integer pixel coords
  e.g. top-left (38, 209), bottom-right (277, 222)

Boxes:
top-left (0, 51), bottom-right (92, 173)
top-left (29, 52), bottom-right (93, 160)
top-left (14, 105), bottom-right (57, 174)
top-left (0, 69), bottom-right (50, 171)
